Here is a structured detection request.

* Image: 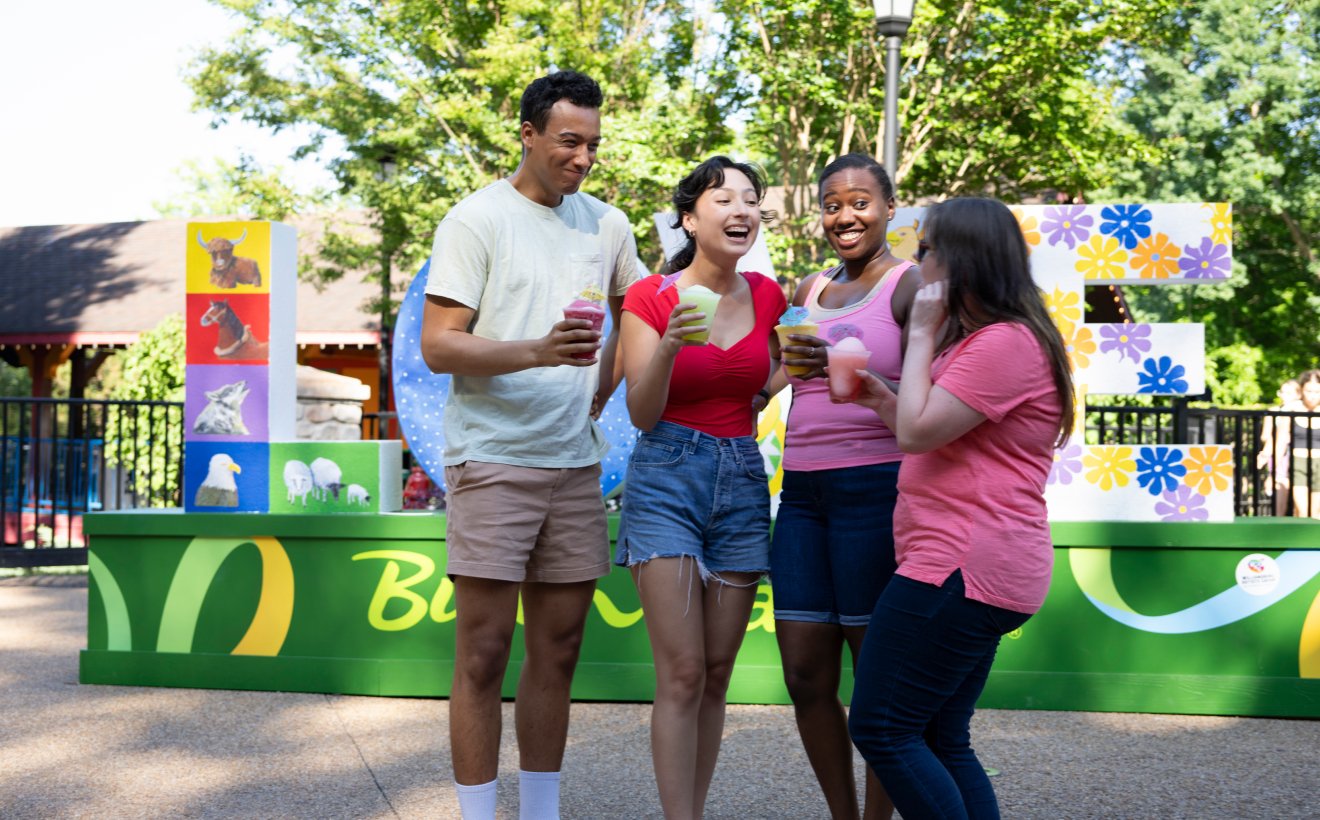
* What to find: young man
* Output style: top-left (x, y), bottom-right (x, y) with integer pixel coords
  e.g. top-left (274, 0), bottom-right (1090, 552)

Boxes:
top-left (420, 70), bottom-right (639, 820)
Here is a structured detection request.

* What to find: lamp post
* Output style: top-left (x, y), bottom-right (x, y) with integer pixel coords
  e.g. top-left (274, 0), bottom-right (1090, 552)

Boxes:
top-left (873, 0), bottom-right (917, 183)
top-left (375, 151), bottom-right (398, 429)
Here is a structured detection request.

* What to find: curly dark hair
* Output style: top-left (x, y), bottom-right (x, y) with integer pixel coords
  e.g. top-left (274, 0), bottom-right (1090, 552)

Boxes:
top-left (666, 156), bottom-right (776, 273)
top-left (520, 70), bottom-right (603, 133)
top-left (817, 153), bottom-right (895, 203)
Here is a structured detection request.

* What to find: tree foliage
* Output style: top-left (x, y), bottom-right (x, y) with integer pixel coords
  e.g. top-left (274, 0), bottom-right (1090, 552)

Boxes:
top-left (1103, 0), bottom-right (1320, 404)
top-left (188, 0), bottom-right (734, 289)
top-left (718, 0), bottom-right (1183, 277)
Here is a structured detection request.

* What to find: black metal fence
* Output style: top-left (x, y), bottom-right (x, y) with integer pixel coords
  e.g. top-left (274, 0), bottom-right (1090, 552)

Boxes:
top-left (2, 397), bottom-right (1316, 567)
top-left (1086, 401), bottom-right (1319, 518)
top-left (1, 397), bottom-right (184, 567)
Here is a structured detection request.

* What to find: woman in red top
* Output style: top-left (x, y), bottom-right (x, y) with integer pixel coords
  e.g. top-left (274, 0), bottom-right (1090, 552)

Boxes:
top-left (616, 156), bottom-right (786, 819)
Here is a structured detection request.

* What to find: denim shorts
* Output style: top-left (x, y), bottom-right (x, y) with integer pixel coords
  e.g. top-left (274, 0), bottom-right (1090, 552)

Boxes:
top-left (615, 420), bottom-right (771, 577)
top-left (770, 462), bottom-right (900, 626)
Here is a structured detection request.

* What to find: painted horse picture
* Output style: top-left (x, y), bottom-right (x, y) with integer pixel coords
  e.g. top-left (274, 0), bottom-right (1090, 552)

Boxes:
top-left (200, 299), bottom-right (269, 360)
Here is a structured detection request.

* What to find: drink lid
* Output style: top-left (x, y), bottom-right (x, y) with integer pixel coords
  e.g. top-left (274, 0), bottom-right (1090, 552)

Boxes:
top-left (779, 306), bottom-right (810, 325)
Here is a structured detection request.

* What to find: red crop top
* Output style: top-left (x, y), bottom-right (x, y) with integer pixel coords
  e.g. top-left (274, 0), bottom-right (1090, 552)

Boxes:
top-left (623, 271), bottom-right (786, 438)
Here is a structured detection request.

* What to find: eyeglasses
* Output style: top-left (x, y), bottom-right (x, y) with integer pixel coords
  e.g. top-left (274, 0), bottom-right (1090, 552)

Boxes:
top-left (916, 241), bottom-right (932, 262)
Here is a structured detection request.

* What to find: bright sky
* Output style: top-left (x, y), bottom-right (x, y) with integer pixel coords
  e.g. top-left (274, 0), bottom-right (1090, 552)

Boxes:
top-left (0, 0), bottom-right (332, 228)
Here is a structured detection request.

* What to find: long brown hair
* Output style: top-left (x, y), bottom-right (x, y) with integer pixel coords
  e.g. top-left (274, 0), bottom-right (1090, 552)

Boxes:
top-left (924, 198), bottom-right (1076, 446)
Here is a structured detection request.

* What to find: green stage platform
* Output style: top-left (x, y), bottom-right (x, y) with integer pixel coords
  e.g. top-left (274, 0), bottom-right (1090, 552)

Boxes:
top-left (80, 511), bottom-right (1320, 717)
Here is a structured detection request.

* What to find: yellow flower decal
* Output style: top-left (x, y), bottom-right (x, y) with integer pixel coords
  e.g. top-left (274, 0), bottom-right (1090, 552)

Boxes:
top-left (1043, 286), bottom-right (1082, 336)
top-left (1182, 446), bottom-right (1232, 495)
top-left (1075, 234), bottom-right (1127, 279)
top-left (1205, 203), bottom-right (1233, 246)
top-left (1129, 232), bottom-right (1181, 279)
top-left (1083, 446), bottom-right (1135, 490)
top-left (1012, 208), bottom-right (1041, 251)
top-left (1062, 324), bottom-right (1097, 370)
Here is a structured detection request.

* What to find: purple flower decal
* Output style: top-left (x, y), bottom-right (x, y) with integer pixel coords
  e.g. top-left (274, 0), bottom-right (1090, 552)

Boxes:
top-left (1048, 443), bottom-right (1084, 486)
top-left (1042, 205), bottom-right (1093, 250)
top-left (1136, 446), bottom-right (1188, 496)
top-left (1099, 204), bottom-right (1153, 250)
top-left (1098, 324), bottom-right (1152, 364)
top-left (1178, 237), bottom-right (1231, 279)
top-left (1155, 485), bottom-right (1209, 521)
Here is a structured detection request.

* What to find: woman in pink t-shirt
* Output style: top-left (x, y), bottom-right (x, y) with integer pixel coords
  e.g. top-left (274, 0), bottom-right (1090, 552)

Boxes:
top-left (616, 156), bottom-right (785, 819)
top-left (844, 198), bottom-right (1075, 819)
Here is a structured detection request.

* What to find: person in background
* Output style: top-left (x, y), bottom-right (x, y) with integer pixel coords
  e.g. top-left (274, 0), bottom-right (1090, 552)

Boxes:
top-left (757, 153), bottom-right (920, 820)
top-left (421, 70), bottom-right (639, 820)
top-left (1291, 370), bottom-right (1320, 519)
top-left (616, 155), bottom-right (786, 819)
top-left (845, 197), bottom-right (1075, 819)
top-left (1257, 378), bottom-right (1301, 516)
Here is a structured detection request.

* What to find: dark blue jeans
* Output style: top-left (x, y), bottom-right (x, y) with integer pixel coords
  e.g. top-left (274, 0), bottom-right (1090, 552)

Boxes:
top-left (848, 570), bottom-right (1031, 820)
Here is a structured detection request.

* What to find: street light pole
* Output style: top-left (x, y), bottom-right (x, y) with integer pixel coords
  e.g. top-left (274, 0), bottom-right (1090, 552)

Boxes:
top-left (375, 151), bottom-right (398, 430)
top-left (873, 0), bottom-right (917, 183)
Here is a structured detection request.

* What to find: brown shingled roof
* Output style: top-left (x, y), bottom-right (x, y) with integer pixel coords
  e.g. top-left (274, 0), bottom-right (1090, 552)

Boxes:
top-left (0, 217), bottom-right (384, 344)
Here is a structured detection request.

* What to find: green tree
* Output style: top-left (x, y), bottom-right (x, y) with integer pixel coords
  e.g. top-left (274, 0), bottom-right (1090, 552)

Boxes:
top-left (153, 156), bottom-right (328, 222)
top-left (719, 0), bottom-right (1182, 278)
top-left (187, 0), bottom-right (734, 401)
top-left (106, 314), bottom-right (186, 506)
top-left (1102, 0), bottom-right (1320, 404)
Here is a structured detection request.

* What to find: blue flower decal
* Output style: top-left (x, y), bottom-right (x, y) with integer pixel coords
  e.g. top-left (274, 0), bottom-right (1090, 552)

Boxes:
top-left (1100, 204), bottom-right (1153, 250)
top-left (1135, 446), bottom-right (1187, 496)
top-left (1136, 355), bottom-right (1189, 394)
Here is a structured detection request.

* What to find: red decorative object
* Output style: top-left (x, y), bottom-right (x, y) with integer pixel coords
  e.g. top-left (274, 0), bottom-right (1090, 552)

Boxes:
top-left (402, 466), bottom-right (434, 510)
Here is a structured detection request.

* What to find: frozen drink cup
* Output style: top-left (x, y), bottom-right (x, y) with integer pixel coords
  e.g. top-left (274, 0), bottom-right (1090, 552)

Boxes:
top-left (827, 336), bottom-right (871, 400)
top-left (678, 285), bottom-right (721, 344)
top-left (775, 306), bottom-right (819, 377)
top-left (563, 286), bottom-right (607, 360)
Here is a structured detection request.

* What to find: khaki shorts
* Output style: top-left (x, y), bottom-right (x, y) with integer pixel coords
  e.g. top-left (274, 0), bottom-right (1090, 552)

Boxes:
top-left (443, 460), bottom-right (609, 583)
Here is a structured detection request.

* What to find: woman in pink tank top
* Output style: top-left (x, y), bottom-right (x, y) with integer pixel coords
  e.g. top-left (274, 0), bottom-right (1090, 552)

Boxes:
top-left (759, 154), bottom-right (921, 820)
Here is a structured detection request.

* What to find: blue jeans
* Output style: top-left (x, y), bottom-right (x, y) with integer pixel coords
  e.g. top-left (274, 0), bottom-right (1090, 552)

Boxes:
top-left (615, 421), bottom-right (771, 575)
top-left (848, 570), bottom-right (1032, 820)
top-left (770, 463), bottom-right (900, 626)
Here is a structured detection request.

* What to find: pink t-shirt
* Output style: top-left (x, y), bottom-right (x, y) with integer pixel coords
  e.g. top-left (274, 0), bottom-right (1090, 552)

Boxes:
top-left (782, 261), bottom-right (912, 471)
top-left (893, 322), bottom-right (1062, 614)
top-left (623, 271), bottom-right (786, 438)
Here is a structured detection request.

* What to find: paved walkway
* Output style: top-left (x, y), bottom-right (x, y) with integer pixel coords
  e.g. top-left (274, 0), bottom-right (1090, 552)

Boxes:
top-left (1, 575), bottom-right (1317, 819)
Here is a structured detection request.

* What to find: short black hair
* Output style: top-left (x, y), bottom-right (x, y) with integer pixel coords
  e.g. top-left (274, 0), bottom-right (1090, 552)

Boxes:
top-left (520, 70), bottom-right (603, 133)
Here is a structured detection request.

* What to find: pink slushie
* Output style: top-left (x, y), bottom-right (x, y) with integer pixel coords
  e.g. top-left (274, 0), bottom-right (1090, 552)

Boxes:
top-left (563, 298), bottom-right (606, 360)
top-left (827, 336), bottom-right (871, 400)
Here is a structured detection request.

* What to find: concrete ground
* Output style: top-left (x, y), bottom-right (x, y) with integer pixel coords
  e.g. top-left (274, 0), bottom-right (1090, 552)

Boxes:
top-left (1, 575), bottom-right (1317, 819)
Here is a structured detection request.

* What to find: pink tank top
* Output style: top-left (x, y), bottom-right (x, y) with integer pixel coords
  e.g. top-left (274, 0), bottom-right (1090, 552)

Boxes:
top-left (781, 260), bottom-right (913, 471)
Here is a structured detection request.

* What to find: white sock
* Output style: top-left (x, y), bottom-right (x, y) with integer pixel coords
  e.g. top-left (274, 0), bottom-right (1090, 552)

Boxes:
top-left (519, 769), bottom-right (561, 820)
top-left (455, 778), bottom-right (497, 820)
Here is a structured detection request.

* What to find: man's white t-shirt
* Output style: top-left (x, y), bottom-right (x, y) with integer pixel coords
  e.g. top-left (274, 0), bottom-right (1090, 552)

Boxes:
top-left (426, 179), bottom-right (640, 468)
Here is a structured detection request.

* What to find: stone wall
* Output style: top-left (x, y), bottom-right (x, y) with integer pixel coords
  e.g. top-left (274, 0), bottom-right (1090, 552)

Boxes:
top-left (295, 365), bottom-right (370, 441)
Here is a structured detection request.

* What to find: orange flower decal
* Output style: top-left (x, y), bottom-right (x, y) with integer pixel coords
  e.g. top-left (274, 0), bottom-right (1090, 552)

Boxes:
top-left (1063, 324), bottom-right (1097, 370)
top-left (1129, 232), bottom-right (1181, 279)
top-left (1012, 208), bottom-right (1042, 251)
top-left (1182, 446), bottom-right (1232, 495)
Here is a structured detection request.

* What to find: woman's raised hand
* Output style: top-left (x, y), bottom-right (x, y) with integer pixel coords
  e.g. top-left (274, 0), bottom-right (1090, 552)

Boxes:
top-left (908, 280), bottom-right (949, 340)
